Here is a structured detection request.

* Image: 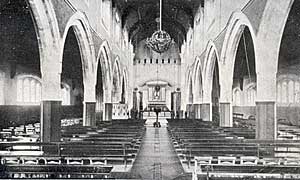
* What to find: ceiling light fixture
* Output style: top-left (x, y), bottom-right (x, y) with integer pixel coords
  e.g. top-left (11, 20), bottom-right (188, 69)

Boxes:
top-left (146, 0), bottom-right (172, 53)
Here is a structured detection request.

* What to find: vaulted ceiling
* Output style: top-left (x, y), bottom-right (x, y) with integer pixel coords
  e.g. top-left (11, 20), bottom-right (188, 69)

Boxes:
top-left (113, 0), bottom-right (204, 48)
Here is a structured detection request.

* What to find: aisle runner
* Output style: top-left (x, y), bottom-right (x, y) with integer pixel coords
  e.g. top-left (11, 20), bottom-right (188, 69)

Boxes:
top-left (131, 124), bottom-right (184, 180)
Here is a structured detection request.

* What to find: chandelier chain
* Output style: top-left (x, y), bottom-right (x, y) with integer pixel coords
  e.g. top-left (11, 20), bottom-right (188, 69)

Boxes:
top-left (146, 0), bottom-right (172, 53)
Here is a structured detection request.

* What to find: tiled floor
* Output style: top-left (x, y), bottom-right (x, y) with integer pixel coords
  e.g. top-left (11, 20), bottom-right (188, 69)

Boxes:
top-left (131, 121), bottom-right (184, 180)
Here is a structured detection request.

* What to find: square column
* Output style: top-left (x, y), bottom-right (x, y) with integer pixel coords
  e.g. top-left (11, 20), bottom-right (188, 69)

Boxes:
top-left (219, 102), bottom-right (232, 127)
top-left (132, 90), bottom-right (138, 110)
top-left (186, 104), bottom-right (194, 119)
top-left (256, 101), bottom-right (276, 140)
top-left (172, 91), bottom-right (181, 118)
top-left (171, 92), bottom-right (174, 111)
top-left (131, 90), bottom-right (138, 119)
top-left (194, 104), bottom-right (201, 119)
top-left (200, 103), bottom-right (211, 121)
top-left (83, 102), bottom-right (96, 126)
top-left (138, 91), bottom-right (143, 111)
top-left (104, 103), bottom-right (113, 121)
top-left (41, 101), bottom-right (61, 142)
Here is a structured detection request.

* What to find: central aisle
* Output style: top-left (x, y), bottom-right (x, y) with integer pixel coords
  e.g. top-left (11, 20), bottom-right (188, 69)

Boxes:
top-left (131, 120), bottom-right (184, 180)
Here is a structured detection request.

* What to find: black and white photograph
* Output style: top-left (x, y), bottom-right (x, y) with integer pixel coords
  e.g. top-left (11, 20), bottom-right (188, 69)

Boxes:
top-left (0, 0), bottom-right (300, 179)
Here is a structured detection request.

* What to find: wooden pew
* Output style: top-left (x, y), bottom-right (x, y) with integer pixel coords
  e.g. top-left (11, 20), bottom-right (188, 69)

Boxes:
top-left (167, 119), bottom-right (300, 166)
top-left (1, 155), bottom-right (113, 179)
top-left (193, 156), bottom-right (300, 179)
top-left (1, 118), bottom-right (146, 173)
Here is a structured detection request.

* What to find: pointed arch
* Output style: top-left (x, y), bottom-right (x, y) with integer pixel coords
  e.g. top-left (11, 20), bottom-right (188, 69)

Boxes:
top-left (27, 0), bottom-right (61, 64)
top-left (203, 40), bottom-right (220, 103)
top-left (193, 56), bottom-right (204, 103)
top-left (97, 40), bottom-right (113, 91)
top-left (244, 82), bottom-right (257, 106)
top-left (61, 11), bottom-right (96, 91)
top-left (112, 56), bottom-right (122, 89)
top-left (27, 0), bottom-right (61, 100)
top-left (219, 11), bottom-right (256, 102)
top-left (232, 87), bottom-right (242, 106)
top-left (221, 10), bottom-right (256, 65)
top-left (121, 68), bottom-right (129, 104)
top-left (186, 68), bottom-right (194, 104)
top-left (256, 0), bottom-right (294, 74)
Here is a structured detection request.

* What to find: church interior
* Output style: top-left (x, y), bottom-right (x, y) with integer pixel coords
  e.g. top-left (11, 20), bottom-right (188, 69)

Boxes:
top-left (1, 0), bottom-right (300, 179)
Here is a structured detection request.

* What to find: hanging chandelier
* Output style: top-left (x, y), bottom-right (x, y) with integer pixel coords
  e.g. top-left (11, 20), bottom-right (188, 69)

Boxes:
top-left (146, 0), bottom-right (172, 53)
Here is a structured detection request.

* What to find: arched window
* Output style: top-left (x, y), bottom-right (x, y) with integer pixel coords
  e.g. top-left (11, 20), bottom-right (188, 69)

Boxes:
top-left (233, 89), bottom-right (241, 106)
top-left (0, 70), bottom-right (5, 105)
top-left (17, 76), bottom-right (41, 105)
top-left (61, 83), bottom-right (71, 105)
top-left (251, 88), bottom-right (256, 106)
top-left (36, 83), bottom-right (41, 103)
top-left (245, 85), bottom-right (256, 106)
top-left (277, 83), bottom-right (282, 103)
top-left (244, 91), bottom-right (248, 105)
top-left (247, 91), bottom-right (251, 105)
top-left (0, 71), bottom-right (5, 105)
top-left (17, 76), bottom-right (71, 105)
top-left (282, 81), bottom-right (287, 103)
top-left (295, 81), bottom-right (300, 103)
top-left (288, 80), bottom-right (294, 103)
top-left (237, 90), bottom-right (241, 106)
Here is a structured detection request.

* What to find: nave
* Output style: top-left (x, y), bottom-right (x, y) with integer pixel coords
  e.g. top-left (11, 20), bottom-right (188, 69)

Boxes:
top-left (131, 121), bottom-right (184, 180)
top-left (2, 0), bottom-right (300, 179)
top-left (2, 116), bottom-right (300, 179)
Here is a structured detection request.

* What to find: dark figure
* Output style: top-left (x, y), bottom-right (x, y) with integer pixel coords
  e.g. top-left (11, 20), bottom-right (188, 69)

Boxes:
top-left (171, 111), bottom-right (174, 119)
top-left (176, 111), bottom-right (180, 119)
top-left (153, 122), bottom-right (161, 128)
top-left (153, 107), bottom-right (161, 128)
top-left (130, 109), bottom-right (138, 120)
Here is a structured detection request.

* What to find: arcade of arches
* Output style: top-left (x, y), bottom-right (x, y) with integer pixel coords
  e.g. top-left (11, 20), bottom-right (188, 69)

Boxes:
top-left (0, 0), bottom-right (300, 141)
top-left (3, 0), bottom-right (300, 179)
top-left (1, 0), bottom-right (300, 147)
